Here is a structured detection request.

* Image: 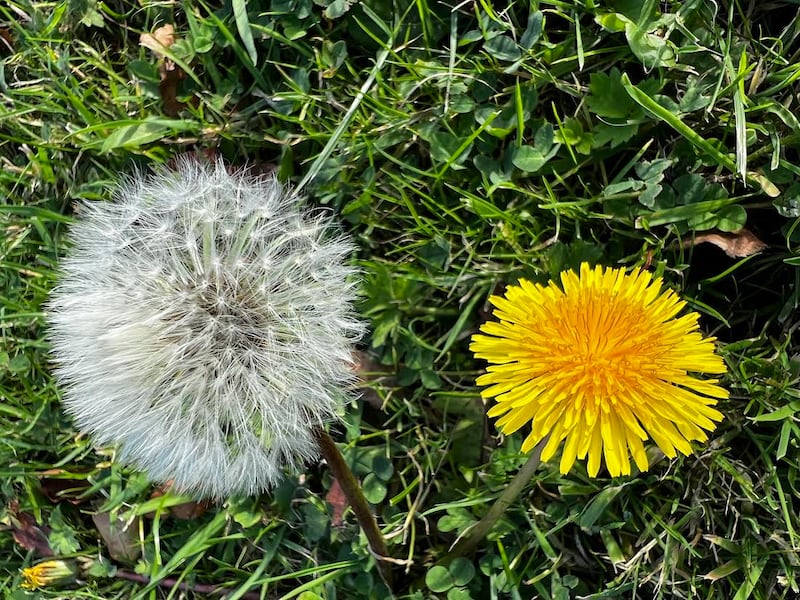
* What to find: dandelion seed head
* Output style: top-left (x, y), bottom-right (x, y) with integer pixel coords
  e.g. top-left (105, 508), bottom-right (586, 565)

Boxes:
top-left (471, 263), bottom-right (728, 478)
top-left (47, 157), bottom-right (364, 499)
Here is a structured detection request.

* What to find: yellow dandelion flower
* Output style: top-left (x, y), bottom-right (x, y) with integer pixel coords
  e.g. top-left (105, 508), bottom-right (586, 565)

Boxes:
top-left (21, 559), bottom-right (77, 590)
top-left (470, 263), bottom-right (728, 477)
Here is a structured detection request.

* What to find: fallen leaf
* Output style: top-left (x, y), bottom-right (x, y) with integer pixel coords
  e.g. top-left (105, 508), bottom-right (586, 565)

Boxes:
top-left (168, 500), bottom-right (210, 520)
top-left (39, 470), bottom-right (92, 504)
top-left (0, 27), bottom-right (13, 54)
top-left (139, 24), bottom-right (176, 56)
top-left (140, 24), bottom-right (186, 116)
top-left (147, 484), bottom-right (211, 520)
top-left (92, 512), bottom-right (140, 563)
top-left (5, 500), bottom-right (53, 557)
top-left (326, 477), bottom-right (349, 527)
top-left (159, 65), bottom-right (186, 116)
top-left (681, 228), bottom-right (768, 258)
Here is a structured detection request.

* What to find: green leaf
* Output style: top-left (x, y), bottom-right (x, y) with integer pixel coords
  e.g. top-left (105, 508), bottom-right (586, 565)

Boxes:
top-left (191, 31), bottom-right (214, 54)
top-left (587, 69), bottom-right (638, 119)
top-left (371, 456), bottom-right (394, 482)
top-left (301, 504), bottom-right (329, 542)
top-left (778, 420), bottom-right (793, 460)
top-left (579, 486), bottom-right (624, 531)
top-left (512, 146), bottom-right (547, 172)
top-left (426, 565), bottom-right (454, 592)
top-left (687, 209), bottom-right (720, 230)
top-left (473, 155), bottom-right (508, 183)
top-left (437, 508), bottom-right (476, 533)
top-left (679, 83), bottom-right (711, 113)
top-left (592, 122), bottom-right (639, 148)
top-left (534, 122), bottom-right (554, 148)
top-left (484, 35), bottom-right (521, 62)
top-left (639, 183), bottom-right (662, 208)
top-left (715, 204), bottom-right (747, 232)
top-left (94, 119), bottom-right (198, 152)
top-left (324, 0), bottom-right (352, 19)
top-left (774, 182), bottom-right (800, 217)
top-left (233, 0), bottom-right (258, 66)
top-left (673, 173), bottom-right (708, 204)
top-left (604, 179), bottom-right (642, 196)
top-left (595, 12), bottom-right (630, 33)
top-left (635, 158), bottom-right (672, 182)
top-left (127, 60), bottom-right (159, 83)
top-left (766, 100), bottom-right (800, 132)
top-left (520, 11), bottom-right (543, 48)
top-left (232, 508), bottom-right (262, 529)
top-left (752, 402), bottom-right (800, 422)
top-left (321, 39), bottom-right (348, 72)
top-left (621, 72), bottom-right (734, 169)
top-left (7, 354), bottom-right (29, 374)
top-left (621, 73), bottom-right (780, 196)
top-left (426, 130), bottom-right (468, 165)
top-left (362, 473), bottom-right (387, 503)
top-left (600, 528), bottom-right (626, 563)
top-left (611, 0), bottom-right (655, 20)
top-left (449, 557), bottom-right (476, 586)
top-left (420, 369), bottom-right (442, 389)
top-left (49, 506), bottom-right (81, 554)
top-left (624, 21), bottom-right (677, 68)
top-left (556, 117), bottom-right (584, 144)
top-left (704, 560), bottom-right (742, 581)
top-left (637, 197), bottom-right (740, 227)
top-left (732, 556), bottom-right (767, 600)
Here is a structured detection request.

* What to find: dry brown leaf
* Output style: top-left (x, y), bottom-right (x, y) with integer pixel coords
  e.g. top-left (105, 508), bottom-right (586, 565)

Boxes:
top-left (39, 469), bottom-right (93, 504)
top-left (5, 500), bottom-right (53, 557)
top-left (167, 500), bottom-right (210, 520)
top-left (0, 27), bottom-right (14, 54)
top-left (326, 477), bottom-right (349, 527)
top-left (139, 24), bottom-right (187, 116)
top-left (139, 24), bottom-right (176, 56)
top-left (159, 66), bottom-right (186, 116)
top-left (681, 229), bottom-right (767, 258)
top-left (40, 477), bottom-right (92, 504)
top-left (143, 484), bottom-right (212, 520)
top-left (92, 512), bottom-right (141, 563)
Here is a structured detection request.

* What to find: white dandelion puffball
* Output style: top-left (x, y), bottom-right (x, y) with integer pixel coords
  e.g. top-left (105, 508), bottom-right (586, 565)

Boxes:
top-left (47, 158), bottom-right (364, 499)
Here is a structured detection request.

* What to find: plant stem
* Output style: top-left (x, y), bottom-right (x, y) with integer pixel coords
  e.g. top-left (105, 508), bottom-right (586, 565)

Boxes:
top-left (313, 426), bottom-right (393, 589)
top-left (447, 439), bottom-right (545, 559)
top-left (114, 569), bottom-right (262, 599)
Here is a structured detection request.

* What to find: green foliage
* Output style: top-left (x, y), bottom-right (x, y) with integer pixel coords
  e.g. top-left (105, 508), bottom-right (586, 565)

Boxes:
top-left (2, 0), bottom-right (800, 598)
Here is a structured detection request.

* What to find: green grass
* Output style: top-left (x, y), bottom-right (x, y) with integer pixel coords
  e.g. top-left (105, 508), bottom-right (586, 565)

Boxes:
top-left (2, 0), bottom-right (800, 597)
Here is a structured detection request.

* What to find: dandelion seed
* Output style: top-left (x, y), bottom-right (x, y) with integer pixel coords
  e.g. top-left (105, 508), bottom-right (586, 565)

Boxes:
top-left (47, 157), bottom-right (364, 499)
top-left (470, 263), bottom-right (728, 477)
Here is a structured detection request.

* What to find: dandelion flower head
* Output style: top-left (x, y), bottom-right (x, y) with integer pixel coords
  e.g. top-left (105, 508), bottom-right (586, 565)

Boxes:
top-left (47, 158), bottom-right (364, 498)
top-left (21, 560), bottom-right (77, 590)
top-left (470, 263), bottom-right (727, 477)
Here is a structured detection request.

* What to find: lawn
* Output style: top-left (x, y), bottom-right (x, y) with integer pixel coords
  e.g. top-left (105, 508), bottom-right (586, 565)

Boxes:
top-left (2, 0), bottom-right (800, 598)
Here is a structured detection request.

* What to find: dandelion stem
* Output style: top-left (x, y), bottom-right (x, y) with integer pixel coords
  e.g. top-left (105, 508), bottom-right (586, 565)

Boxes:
top-left (447, 439), bottom-right (545, 559)
top-left (313, 426), bottom-right (393, 589)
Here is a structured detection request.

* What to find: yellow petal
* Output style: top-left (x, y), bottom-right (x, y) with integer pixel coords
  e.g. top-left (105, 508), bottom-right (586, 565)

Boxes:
top-left (471, 262), bottom-right (728, 477)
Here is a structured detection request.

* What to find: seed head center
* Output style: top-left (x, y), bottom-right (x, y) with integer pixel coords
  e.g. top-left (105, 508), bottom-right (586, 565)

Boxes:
top-left (170, 278), bottom-right (269, 353)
